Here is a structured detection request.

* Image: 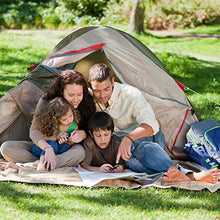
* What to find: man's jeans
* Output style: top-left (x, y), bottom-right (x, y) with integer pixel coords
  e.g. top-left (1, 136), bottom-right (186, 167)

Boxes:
top-left (31, 140), bottom-right (71, 158)
top-left (124, 130), bottom-right (190, 174)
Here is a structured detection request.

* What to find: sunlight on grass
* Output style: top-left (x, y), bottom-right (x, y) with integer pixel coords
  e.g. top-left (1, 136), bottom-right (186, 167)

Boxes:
top-left (137, 35), bottom-right (220, 62)
top-left (178, 24), bottom-right (220, 35)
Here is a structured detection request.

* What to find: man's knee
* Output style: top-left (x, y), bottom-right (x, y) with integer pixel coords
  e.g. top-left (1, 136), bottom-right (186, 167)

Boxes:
top-left (133, 142), bottom-right (167, 161)
top-left (135, 142), bottom-right (163, 153)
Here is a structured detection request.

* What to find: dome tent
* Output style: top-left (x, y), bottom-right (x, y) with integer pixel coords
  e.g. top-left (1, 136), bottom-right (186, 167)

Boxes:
top-left (0, 26), bottom-right (199, 158)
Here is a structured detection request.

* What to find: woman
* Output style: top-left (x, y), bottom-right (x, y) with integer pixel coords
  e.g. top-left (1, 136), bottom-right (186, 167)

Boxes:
top-left (1, 70), bottom-right (96, 170)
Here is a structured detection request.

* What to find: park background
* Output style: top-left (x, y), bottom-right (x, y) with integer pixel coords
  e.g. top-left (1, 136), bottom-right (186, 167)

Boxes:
top-left (0, 0), bottom-right (220, 219)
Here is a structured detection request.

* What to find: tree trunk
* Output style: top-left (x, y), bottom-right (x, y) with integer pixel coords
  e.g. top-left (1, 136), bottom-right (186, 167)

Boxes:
top-left (129, 0), bottom-right (145, 34)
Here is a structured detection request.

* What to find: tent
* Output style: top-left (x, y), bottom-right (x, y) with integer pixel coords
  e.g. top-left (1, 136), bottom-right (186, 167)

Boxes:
top-left (0, 25), bottom-right (200, 159)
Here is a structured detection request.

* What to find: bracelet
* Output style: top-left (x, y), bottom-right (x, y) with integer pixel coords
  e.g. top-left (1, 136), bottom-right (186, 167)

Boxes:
top-left (43, 145), bottom-right (52, 151)
top-left (125, 135), bottom-right (134, 143)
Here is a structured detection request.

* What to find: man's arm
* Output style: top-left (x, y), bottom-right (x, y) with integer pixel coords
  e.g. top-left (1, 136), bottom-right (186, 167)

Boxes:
top-left (116, 123), bottom-right (153, 163)
top-left (126, 123), bottom-right (154, 141)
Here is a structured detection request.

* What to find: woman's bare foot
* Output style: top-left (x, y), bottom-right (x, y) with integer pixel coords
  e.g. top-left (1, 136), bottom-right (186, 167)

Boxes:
top-left (187, 168), bottom-right (219, 184)
top-left (162, 166), bottom-right (191, 182)
top-left (5, 162), bottom-right (22, 171)
top-left (37, 156), bottom-right (46, 171)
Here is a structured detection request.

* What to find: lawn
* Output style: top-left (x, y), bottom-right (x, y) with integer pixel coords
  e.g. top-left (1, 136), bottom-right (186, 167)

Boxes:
top-left (0, 26), bottom-right (220, 219)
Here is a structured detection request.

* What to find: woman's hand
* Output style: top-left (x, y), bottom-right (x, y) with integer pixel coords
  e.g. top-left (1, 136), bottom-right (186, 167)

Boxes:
top-left (44, 147), bottom-right (56, 171)
top-left (68, 130), bottom-right (87, 144)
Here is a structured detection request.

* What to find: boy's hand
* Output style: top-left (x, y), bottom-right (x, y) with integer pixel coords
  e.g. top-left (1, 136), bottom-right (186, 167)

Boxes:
top-left (111, 165), bottom-right (123, 173)
top-left (99, 164), bottom-right (113, 173)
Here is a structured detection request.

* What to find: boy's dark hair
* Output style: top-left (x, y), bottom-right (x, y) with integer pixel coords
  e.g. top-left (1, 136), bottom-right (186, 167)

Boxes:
top-left (88, 63), bottom-right (113, 83)
top-left (88, 111), bottom-right (114, 133)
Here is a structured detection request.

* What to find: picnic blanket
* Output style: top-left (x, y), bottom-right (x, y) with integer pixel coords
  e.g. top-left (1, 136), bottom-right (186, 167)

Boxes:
top-left (0, 159), bottom-right (219, 193)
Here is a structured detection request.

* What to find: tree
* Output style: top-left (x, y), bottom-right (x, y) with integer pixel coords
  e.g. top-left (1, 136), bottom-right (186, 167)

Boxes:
top-left (129, 0), bottom-right (145, 34)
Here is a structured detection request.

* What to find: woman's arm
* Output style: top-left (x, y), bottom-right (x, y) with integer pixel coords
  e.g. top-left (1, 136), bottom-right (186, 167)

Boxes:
top-left (30, 98), bottom-right (57, 170)
top-left (30, 128), bottom-right (57, 171)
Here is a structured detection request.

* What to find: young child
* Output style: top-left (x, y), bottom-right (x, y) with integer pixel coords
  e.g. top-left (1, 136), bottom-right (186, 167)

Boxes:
top-left (31, 96), bottom-right (79, 170)
top-left (81, 111), bottom-right (124, 173)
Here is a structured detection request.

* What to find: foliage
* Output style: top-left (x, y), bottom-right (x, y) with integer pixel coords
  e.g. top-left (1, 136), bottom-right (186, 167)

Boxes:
top-left (0, 0), bottom-right (219, 30)
top-left (0, 1), bottom-right (52, 29)
top-left (60, 0), bottom-right (109, 18)
top-left (104, 0), bottom-right (133, 21)
top-left (146, 0), bottom-right (220, 30)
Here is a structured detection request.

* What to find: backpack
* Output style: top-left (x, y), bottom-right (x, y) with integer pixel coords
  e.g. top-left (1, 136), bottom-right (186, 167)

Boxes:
top-left (183, 119), bottom-right (220, 169)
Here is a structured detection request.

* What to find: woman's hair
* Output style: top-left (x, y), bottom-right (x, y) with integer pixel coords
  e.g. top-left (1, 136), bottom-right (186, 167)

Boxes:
top-left (44, 70), bottom-right (96, 131)
top-left (88, 112), bottom-right (114, 134)
top-left (33, 97), bottom-right (79, 137)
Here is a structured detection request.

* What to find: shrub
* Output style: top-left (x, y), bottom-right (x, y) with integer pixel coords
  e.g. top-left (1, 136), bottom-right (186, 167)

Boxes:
top-left (0, 1), bottom-right (49, 29)
top-left (104, 0), bottom-right (133, 20)
top-left (146, 0), bottom-right (220, 30)
top-left (59, 0), bottom-right (109, 18)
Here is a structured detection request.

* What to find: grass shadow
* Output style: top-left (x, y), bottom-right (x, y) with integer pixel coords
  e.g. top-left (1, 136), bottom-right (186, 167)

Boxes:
top-left (68, 187), bottom-right (220, 213)
top-left (0, 181), bottom-right (219, 217)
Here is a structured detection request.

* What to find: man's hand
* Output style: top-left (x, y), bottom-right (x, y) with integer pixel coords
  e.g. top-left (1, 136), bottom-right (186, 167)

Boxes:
top-left (116, 137), bottom-right (132, 163)
top-left (44, 147), bottom-right (56, 171)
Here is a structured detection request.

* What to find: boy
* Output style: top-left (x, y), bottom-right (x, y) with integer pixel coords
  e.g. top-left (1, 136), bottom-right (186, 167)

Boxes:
top-left (81, 111), bottom-right (124, 173)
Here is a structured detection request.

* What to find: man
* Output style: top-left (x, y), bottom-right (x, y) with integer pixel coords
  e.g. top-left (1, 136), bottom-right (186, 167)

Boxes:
top-left (88, 63), bottom-right (218, 183)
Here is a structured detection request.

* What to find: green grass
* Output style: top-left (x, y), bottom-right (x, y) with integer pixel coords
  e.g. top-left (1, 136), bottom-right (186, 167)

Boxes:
top-left (0, 182), bottom-right (220, 220)
top-left (0, 26), bottom-right (220, 219)
top-left (177, 23), bottom-right (220, 35)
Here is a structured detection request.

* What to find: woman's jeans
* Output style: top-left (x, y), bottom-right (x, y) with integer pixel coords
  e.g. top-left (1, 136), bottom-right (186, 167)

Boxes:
top-left (124, 130), bottom-right (191, 174)
top-left (31, 140), bottom-right (71, 158)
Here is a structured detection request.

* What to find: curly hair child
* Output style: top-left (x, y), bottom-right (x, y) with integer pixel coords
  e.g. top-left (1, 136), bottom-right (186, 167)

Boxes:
top-left (31, 96), bottom-right (80, 170)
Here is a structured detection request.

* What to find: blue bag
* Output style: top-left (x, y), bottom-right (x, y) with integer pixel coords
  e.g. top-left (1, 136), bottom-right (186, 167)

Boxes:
top-left (184, 119), bottom-right (220, 169)
top-left (183, 142), bottom-right (218, 169)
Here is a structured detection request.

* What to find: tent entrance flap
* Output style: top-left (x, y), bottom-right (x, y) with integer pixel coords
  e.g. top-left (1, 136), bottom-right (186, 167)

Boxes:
top-left (74, 50), bottom-right (120, 82)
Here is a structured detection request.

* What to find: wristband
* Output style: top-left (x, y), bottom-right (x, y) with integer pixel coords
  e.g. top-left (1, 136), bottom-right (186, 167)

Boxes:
top-left (125, 135), bottom-right (134, 143)
top-left (43, 145), bottom-right (52, 151)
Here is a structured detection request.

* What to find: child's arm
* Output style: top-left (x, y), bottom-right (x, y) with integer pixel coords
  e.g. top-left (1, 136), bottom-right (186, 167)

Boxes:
top-left (80, 163), bottom-right (112, 173)
top-left (81, 162), bottom-right (101, 172)
top-left (81, 163), bottom-right (124, 173)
